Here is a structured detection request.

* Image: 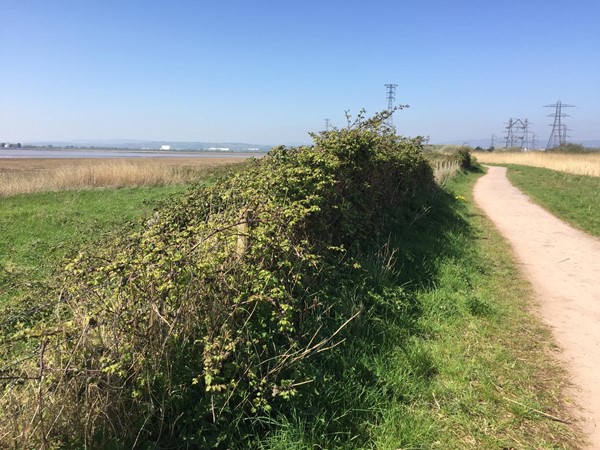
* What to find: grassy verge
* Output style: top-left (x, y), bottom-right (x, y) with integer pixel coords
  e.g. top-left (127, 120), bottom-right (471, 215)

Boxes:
top-left (377, 168), bottom-right (581, 448)
top-left (261, 168), bottom-right (582, 449)
top-left (504, 164), bottom-right (600, 237)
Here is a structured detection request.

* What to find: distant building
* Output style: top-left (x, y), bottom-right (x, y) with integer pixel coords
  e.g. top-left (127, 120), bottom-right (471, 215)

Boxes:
top-left (160, 145), bottom-right (171, 151)
top-left (208, 147), bottom-right (231, 152)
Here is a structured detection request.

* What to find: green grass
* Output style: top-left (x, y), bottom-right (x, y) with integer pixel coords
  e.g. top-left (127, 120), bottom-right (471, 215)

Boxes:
top-left (0, 185), bottom-right (187, 307)
top-left (505, 164), bottom-right (600, 237)
top-left (259, 168), bottom-right (582, 449)
top-left (371, 170), bottom-right (581, 448)
top-left (0, 167), bottom-right (583, 448)
top-left (374, 169), bottom-right (580, 448)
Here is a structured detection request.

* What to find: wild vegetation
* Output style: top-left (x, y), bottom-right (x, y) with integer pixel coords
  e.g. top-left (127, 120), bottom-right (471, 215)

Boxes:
top-left (547, 143), bottom-right (600, 153)
top-left (505, 164), bottom-right (600, 237)
top-left (426, 146), bottom-right (473, 183)
top-left (474, 151), bottom-right (600, 177)
top-left (0, 115), bottom-right (580, 448)
top-left (0, 186), bottom-right (192, 310)
top-left (1, 112), bottom-right (432, 447)
top-left (0, 158), bottom-right (243, 197)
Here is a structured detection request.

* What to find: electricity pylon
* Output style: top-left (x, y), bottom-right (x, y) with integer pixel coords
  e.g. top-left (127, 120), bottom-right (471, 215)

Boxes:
top-left (545, 100), bottom-right (575, 149)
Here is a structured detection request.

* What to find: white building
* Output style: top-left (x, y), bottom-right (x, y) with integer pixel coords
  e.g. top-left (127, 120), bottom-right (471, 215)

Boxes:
top-left (160, 145), bottom-right (171, 151)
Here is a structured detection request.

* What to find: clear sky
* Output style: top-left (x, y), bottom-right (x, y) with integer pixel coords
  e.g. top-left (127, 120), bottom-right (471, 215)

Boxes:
top-left (1, 0), bottom-right (599, 146)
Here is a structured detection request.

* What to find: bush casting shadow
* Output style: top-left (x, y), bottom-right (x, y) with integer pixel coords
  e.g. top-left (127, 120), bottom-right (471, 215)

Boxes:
top-left (0, 112), bottom-right (477, 449)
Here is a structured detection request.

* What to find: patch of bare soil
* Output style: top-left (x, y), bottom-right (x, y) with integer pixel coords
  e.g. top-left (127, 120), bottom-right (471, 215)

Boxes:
top-left (474, 166), bottom-right (600, 449)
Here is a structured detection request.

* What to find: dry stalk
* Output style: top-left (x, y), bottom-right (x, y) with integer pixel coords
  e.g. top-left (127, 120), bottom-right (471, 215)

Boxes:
top-left (502, 396), bottom-right (572, 425)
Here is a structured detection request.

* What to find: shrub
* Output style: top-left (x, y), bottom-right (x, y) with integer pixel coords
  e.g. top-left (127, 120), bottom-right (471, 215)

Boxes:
top-left (452, 147), bottom-right (473, 170)
top-left (547, 143), bottom-right (587, 153)
top-left (1, 111), bottom-right (436, 448)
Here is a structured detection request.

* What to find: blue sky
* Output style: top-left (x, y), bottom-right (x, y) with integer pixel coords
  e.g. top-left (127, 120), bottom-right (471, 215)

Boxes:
top-left (1, 0), bottom-right (599, 146)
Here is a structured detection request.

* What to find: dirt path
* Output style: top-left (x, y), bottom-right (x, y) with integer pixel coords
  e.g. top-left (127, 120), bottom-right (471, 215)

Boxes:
top-left (473, 166), bottom-right (600, 449)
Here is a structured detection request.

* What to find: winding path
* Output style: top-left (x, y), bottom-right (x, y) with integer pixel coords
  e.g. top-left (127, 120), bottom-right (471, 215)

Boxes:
top-left (473, 166), bottom-right (600, 448)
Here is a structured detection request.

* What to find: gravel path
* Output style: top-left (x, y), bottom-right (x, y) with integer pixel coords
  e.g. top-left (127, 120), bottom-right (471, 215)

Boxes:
top-left (473, 166), bottom-right (600, 449)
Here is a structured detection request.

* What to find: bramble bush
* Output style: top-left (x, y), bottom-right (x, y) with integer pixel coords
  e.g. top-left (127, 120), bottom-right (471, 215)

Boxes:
top-left (451, 147), bottom-right (473, 170)
top-left (1, 111), bottom-right (437, 448)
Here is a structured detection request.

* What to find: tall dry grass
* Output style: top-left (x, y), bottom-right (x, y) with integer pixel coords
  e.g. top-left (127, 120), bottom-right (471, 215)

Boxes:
top-left (431, 159), bottom-right (463, 184)
top-left (474, 151), bottom-right (600, 177)
top-left (0, 158), bottom-right (244, 196)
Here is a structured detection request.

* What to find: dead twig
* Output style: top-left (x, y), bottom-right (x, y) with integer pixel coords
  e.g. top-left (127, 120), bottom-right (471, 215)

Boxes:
top-left (503, 396), bottom-right (572, 425)
top-left (37, 339), bottom-right (50, 450)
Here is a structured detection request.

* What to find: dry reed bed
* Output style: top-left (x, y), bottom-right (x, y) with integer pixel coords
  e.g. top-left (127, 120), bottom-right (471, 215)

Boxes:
top-left (474, 152), bottom-right (600, 177)
top-left (0, 158), bottom-right (246, 196)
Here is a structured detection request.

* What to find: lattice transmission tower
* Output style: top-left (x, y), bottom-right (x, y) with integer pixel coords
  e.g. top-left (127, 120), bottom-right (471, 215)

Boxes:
top-left (545, 100), bottom-right (575, 149)
top-left (385, 83), bottom-right (398, 126)
top-left (504, 118), bottom-right (529, 149)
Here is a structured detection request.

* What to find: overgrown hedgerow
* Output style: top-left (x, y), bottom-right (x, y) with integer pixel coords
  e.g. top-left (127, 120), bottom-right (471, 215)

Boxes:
top-left (0, 111), bottom-right (436, 448)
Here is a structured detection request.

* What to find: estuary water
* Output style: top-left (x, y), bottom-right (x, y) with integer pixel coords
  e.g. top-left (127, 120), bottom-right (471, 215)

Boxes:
top-left (0, 149), bottom-right (261, 159)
